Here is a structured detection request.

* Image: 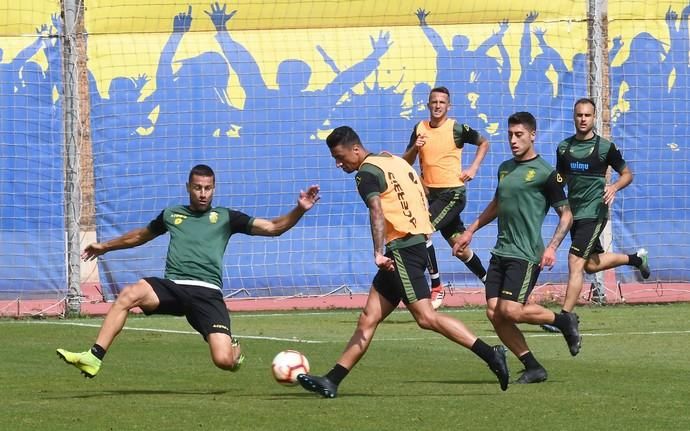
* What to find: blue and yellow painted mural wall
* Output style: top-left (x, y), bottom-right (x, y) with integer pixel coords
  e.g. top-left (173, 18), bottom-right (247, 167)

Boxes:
top-left (2, 1), bottom-right (689, 297)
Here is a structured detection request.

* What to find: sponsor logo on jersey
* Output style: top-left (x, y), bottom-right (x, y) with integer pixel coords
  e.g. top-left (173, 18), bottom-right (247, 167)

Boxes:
top-left (387, 171), bottom-right (417, 228)
top-left (171, 213), bottom-right (187, 225)
top-left (570, 161), bottom-right (590, 171)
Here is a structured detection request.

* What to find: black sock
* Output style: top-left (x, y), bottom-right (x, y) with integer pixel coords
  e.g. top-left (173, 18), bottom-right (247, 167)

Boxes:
top-left (325, 363), bottom-right (349, 385)
top-left (627, 253), bottom-right (642, 267)
top-left (90, 344), bottom-right (106, 360)
top-left (519, 351), bottom-right (541, 370)
top-left (470, 338), bottom-right (494, 363)
top-left (427, 241), bottom-right (442, 288)
top-left (553, 311), bottom-right (570, 330)
top-left (462, 250), bottom-right (487, 280)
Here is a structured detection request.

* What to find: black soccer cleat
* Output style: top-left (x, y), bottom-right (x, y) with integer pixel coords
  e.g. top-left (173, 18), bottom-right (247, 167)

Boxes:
top-left (488, 345), bottom-right (510, 391)
top-left (297, 374), bottom-right (338, 398)
top-left (636, 248), bottom-right (650, 280)
top-left (515, 367), bottom-right (548, 384)
top-left (560, 312), bottom-right (582, 356)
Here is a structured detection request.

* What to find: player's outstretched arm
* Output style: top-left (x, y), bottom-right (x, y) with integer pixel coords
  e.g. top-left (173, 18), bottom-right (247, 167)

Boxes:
top-left (81, 227), bottom-right (158, 261)
top-left (250, 185), bottom-right (321, 236)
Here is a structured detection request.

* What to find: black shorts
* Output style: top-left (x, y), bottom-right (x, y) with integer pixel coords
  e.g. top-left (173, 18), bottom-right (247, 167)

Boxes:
top-left (569, 218), bottom-right (607, 259)
top-left (144, 277), bottom-right (232, 341)
top-left (373, 242), bottom-right (431, 306)
top-left (427, 187), bottom-right (467, 241)
top-left (484, 254), bottom-right (541, 304)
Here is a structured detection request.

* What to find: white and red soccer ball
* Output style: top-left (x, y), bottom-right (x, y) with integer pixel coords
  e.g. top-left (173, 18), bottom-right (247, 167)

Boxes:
top-left (271, 350), bottom-right (310, 386)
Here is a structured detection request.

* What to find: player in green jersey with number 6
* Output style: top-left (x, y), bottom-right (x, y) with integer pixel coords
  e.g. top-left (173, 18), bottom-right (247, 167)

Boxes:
top-left (455, 112), bottom-right (579, 384)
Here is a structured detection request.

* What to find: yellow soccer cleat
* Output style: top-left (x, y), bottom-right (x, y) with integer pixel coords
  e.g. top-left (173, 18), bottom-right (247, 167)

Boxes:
top-left (56, 349), bottom-right (102, 378)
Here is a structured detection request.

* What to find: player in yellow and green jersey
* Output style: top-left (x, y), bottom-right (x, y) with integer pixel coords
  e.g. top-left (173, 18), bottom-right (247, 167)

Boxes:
top-left (57, 164), bottom-right (320, 378)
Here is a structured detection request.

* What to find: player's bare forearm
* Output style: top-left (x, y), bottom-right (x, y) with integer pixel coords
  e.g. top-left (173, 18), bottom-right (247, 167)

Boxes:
top-left (108, 227), bottom-right (155, 249)
top-left (251, 186), bottom-right (320, 236)
top-left (470, 138), bottom-right (490, 170)
top-left (367, 196), bottom-right (387, 258)
top-left (546, 204), bottom-right (572, 250)
top-left (401, 146), bottom-right (418, 165)
top-left (88, 227), bottom-right (156, 258)
top-left (252, 206), bottom-right (307, 237)
top-left (604, 167), bottom-right (633, 205)
top-left (463, 138), bottom-right (489, 180)
top-left (614, 166), bottom-right (633, 191)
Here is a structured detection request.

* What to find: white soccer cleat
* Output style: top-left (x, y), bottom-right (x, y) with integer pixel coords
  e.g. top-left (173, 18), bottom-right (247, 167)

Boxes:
top-left (430, 287), bottom-right (445, 310)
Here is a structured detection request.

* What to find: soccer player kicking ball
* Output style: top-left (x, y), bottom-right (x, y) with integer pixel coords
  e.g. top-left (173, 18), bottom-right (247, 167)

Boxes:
top-left (297, 126), bottom-right (509, 398)
top-left (57, 164), bottom-right (320, 378)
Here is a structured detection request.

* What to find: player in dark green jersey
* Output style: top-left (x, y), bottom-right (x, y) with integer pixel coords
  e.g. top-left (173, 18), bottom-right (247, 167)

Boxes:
top-left (57, 164), bottom-right (320, 378)
top-left (557, 98), bottom-right (650, 313)
top-left (455, 112), bottom-right (580, 384)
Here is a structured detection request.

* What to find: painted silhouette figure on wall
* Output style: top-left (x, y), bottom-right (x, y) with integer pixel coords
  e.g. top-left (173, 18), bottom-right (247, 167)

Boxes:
top-left (415, 8), bottom-right (510, 125)
top-left (1, 24), bottom-right (53, 135)
top-left (206, 2), bottom-right (392, 143)
top-left (151, 5), bottom-right (237, 140)
top-left (514, 12), bottom-right (568, 109)
top-left (88, 71), bottom-right (156, 140)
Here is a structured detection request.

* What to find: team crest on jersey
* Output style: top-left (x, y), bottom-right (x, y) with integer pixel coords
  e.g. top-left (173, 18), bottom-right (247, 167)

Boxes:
top-left (525, 169), bottom-right (536, 182)
top-left (209, 211), bottom-right (219, 224)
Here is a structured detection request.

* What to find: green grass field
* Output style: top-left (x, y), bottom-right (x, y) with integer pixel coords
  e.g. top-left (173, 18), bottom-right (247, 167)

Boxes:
top-left (2, 303), bottom-right (689, 431)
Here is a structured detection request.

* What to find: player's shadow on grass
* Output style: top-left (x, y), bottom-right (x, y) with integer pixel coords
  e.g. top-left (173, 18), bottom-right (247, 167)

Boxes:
top-left (50, 389), bottom-right (230, 399)
top-left (270, 389), bottom-right (498, 398)
top-left (404, 378), bottom-right (505, 387)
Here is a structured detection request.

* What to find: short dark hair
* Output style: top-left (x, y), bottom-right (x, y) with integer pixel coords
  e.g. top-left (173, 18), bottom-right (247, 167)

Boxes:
top-left (188, 164), bottom-right (215, 183)
top-left (326, 126), bottom-right (361, 149)
top-left (508, 111), bottom-right (537, 132)
top-left (574, 97), bottom-right (596, 113)
top-left (430, 86), bottom-right (450, 100)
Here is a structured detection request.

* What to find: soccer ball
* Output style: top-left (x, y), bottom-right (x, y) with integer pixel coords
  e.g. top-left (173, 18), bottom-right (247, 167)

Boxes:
top-left (271, 350), bottom-right (310, 386)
